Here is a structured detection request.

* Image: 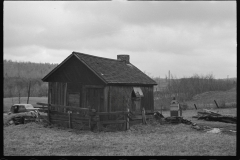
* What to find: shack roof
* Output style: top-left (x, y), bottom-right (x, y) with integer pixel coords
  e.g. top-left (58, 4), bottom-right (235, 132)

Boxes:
top-left (42, 51), bottom-right (157, 85)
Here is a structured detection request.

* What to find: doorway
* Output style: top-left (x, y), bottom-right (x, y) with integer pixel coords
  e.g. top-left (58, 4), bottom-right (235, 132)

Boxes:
top-left (131, 87), bottom-right (144, 114)
top-left (86, 88), bottom-right (103, 112)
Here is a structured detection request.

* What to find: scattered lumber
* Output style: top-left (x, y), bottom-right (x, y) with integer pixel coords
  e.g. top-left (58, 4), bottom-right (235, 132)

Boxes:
top-left (164, 116), bottom-right (183, 124)
top-left (192, 109), bottom-right (236, 124)
top-left (153, 111), bottom-right (164, 119)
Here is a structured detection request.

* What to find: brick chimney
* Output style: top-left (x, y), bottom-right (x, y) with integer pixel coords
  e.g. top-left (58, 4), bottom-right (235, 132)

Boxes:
top-left (117, 55), bottom-right (130, 64)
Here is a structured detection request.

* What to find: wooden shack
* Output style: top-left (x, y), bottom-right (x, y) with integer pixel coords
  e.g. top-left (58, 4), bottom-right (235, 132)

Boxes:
top-left (42, 51), bottom-right (157, 131)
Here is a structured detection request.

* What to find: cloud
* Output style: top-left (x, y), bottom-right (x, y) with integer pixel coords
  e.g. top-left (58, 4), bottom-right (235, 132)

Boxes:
top-left (63, 1), bottom-right (236, 26)
top-left (3, 1), bottom-right (236, 78)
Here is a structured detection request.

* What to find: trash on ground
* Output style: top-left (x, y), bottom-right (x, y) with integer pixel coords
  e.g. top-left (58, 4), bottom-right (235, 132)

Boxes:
top-left (192, 109), bottom-right (236, 124)
top-left (207, 128), bottom-right (221, 134)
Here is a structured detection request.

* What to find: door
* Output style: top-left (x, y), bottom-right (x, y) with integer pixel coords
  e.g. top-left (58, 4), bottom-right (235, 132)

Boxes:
top-left (131, 97), bottom-right (141, 114)
top-left (131, 87), bottom-right (144, 114)
top-left (86, 88), bottom-right (103, 112)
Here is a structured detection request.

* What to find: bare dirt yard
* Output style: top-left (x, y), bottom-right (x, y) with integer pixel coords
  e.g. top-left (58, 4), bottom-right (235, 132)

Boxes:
top-left (4, 108), bottom-right (236, 156)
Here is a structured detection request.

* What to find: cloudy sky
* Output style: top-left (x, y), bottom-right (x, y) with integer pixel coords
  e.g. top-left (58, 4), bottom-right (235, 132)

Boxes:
top-left (4, 1), bottom-right (236, 79)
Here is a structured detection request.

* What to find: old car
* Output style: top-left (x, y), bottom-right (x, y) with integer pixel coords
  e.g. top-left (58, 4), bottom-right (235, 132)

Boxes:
top-left (10, 104), bottom-right (40, 114)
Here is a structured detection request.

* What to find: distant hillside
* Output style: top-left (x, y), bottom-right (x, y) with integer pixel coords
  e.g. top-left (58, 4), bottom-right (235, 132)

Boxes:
top-left (3, 60), bottom-right (58, 98)
top-left (186, 87), bottom-right (236, 109)
top-left (153, 76), bottom-right (237, 92)
top-left (4, 59), bottom-right (58, 79)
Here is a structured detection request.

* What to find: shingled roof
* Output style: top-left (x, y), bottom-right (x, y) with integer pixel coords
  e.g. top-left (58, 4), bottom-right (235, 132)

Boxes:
top-left (43, 51), bottom-right (157, 85)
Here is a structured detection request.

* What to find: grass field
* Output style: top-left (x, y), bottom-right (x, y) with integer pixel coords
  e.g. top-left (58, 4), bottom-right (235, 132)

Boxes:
top-left (154, 87), bottom-right (236, 111)
top-left (3, 108), bottom-right (236, 156)
top-left (3, 97), bottom-right (48, 113)
top-left (185, 87), bottom-right (236, 110)
top-left (3, 88), bottom-right (237, 156)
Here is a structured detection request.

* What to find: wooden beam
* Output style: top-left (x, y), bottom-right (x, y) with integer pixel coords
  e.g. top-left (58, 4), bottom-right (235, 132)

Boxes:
top-left (214, 100), bottom-right (219, 108)
top-left (99, 120), bottom-right (126, 125)
top-left (50, 104), bottom-right (90, 111)
top-left (36, 102), bottom-right (49, 106)
top-left (85, 85), bottom-right (105, 88)
top-left (109, 86), bottom-right (111, 112)
top-left (68, 111), bottom-right (72, 128)
top-left (64, 83), bottom-right (67, 106)
top-left (48, 82), bottom-right (51, 104)
top-left (103, 86), bottom-right (109, 112)
top-left (96, 111), bottom-right (129, 115)
top-left (126, 108), bottom-right (129, 130)
top-left (194, 104), bottom-right (198, 110)
top-left (48, 105), bottom-right (51, 123)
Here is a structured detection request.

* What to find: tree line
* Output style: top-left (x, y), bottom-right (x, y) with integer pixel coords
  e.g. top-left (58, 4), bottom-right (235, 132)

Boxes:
top-left (4, 59), bottom-right (236, 104)
top-left (3, 60), bottom-right (58, 98)
top-left (153, 74), bottom-right (236, 110)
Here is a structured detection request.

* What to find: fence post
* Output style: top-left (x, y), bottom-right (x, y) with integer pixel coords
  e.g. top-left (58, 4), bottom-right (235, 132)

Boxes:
top-left (142, 108), bottom-right (147, 125)
top-left (68, 111), bottom-right (72, 128)
top-left (214, 100), bottom-right (219, 108)
top-left (194, 104), bottom-right (197, 110)
top-left (123, 113), bottom-right (126, 131)
top-left (126, 109), bottom-right (130, 130)
top-left (48, 104), bottom-right (51, 123)
top-left (88, 109), bottom-right (92, 130)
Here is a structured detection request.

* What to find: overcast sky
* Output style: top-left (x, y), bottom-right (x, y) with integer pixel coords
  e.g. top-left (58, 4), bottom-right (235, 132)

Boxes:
top-left (4, 1), bottom-right (236, 79)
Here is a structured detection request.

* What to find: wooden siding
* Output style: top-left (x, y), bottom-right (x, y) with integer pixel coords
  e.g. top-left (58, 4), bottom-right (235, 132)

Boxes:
top-left (49, 82), bottom-right (67, 112)
top-left (85, 88), bottom-right (104, 112)
top-left (49, 82), bottom-right (154, 113)
top-left (140, 86), bottom-right (154, 112)
top-left (109, 86), bottom-right (154, 113)
top-left (109, 86), bottom-right (132, 112)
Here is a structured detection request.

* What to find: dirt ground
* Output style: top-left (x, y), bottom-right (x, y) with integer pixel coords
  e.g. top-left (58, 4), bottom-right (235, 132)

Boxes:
top-left (3, 108), bottom-right (236, 156)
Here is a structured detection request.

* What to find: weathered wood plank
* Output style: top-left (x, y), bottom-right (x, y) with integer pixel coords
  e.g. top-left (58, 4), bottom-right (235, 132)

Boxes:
top-left (36, 102), bottom-right (49, 106)
top-left (72, 117), bottom-right (90, 121)
top-left (103, 86), bottom-right (109, 112)
top-left (50, 110), bottom-right (69, 116)
top-left (48, 103), bottom-right (51, 123)
top-left (71, 119), bottom-right (90, 124)
top-left (51, 117), bottom-right (69, 122)
top-left (64, 83), bottom-right (67, 106)
top-left (130, 115), bottom-right (143, 120)
top-left (71, 114), bottom-right (90, 119)
top-left (50, 104), bottom-right (90, 111)
top-left (71, 122), bottom-right (90, 130)
top-left (51, 114), bottom-right (68, 119)
top-left (129, 119), bottom-right (142, 126)
top-left (96, 111), bottom-right (129, 115)
top-left (99, 120), bottom-right (126, 125)
top-left (51, 115), bottom-right (69, 121)
top-left (68, 112), bottom-right (72, 128)
top-left (85, 85), bottom-right (105, 88)
top-left (50, 120), bottom-right (69, 128)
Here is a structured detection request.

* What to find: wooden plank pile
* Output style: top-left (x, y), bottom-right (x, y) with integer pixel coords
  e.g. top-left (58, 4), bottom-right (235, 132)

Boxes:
top-left (164, 116), bottom-right (183, 124)
top-left (192, 109), bottom-right (236, 124)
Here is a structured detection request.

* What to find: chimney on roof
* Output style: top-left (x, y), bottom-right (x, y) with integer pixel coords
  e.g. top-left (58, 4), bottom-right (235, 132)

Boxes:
top-left (117, 55), bottom-right (130, 64)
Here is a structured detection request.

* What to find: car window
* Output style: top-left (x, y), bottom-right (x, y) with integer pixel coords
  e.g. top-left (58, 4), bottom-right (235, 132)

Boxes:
top-left (25, 104), bottom-right (34, 109)
top-left (19, 105), bottom-right (25, 109)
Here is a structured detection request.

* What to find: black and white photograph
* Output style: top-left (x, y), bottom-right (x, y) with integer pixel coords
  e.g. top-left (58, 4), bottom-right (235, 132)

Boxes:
top-left (3, 1), bottom-right (236, 156)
